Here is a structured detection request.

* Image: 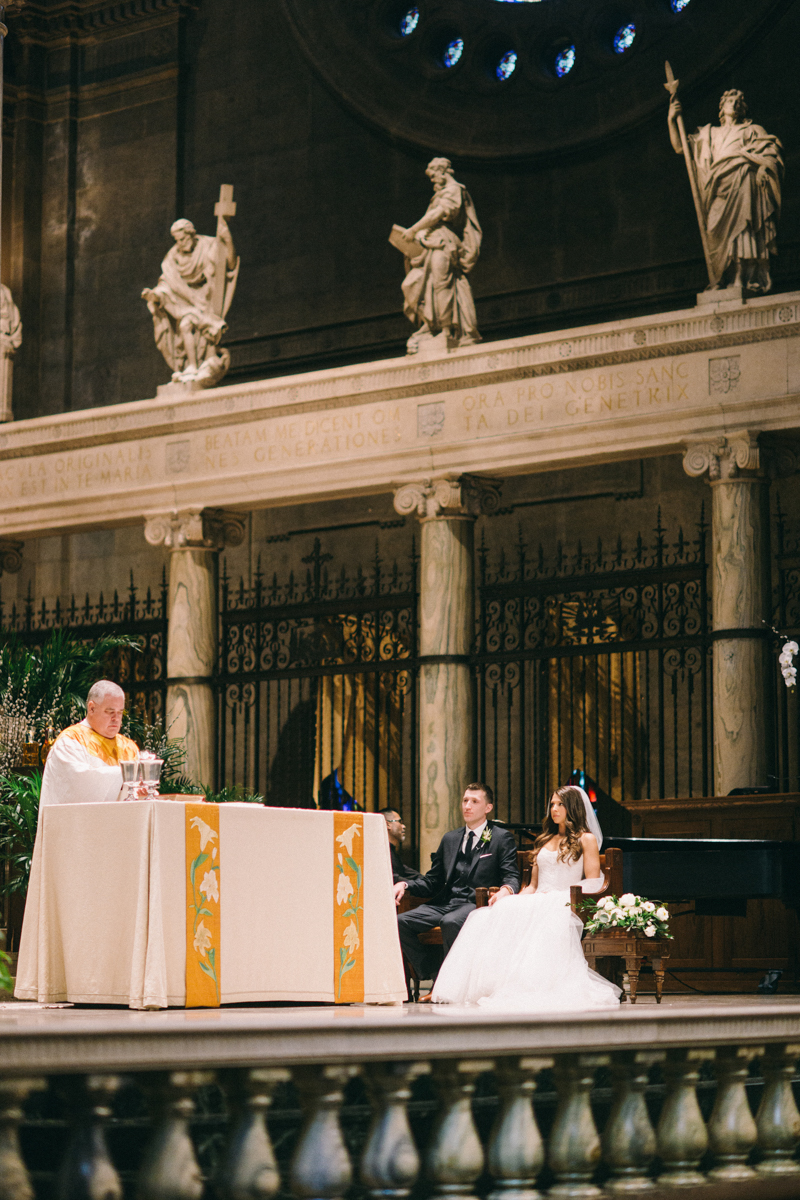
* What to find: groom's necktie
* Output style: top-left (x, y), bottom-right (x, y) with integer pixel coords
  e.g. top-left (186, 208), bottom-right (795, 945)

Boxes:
top-left (464, 831), bottom-right (476, 862)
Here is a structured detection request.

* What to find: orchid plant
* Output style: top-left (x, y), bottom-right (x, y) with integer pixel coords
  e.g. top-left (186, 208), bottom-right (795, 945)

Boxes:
top-left (576, 892), bottom-right (673, 939)
top-left (779, 640), bottom-right (798, 691)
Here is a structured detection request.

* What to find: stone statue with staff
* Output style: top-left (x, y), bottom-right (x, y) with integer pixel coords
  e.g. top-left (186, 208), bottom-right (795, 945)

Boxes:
top-left (142, 185), bottom-right (240, 388)
top-left (666, 63), bottom-right (783, 296)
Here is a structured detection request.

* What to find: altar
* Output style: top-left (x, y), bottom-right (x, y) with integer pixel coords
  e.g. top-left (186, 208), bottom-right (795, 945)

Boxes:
top-left (14, 803), bottom-right (406, 1009)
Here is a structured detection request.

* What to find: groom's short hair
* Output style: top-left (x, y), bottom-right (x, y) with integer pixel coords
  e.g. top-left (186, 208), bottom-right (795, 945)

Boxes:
top-left (464, 782), bottom-right (494, 805)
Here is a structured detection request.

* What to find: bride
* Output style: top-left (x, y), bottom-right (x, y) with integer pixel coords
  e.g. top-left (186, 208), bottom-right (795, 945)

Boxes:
top-left (430, 785), bottom-right (622, 1011)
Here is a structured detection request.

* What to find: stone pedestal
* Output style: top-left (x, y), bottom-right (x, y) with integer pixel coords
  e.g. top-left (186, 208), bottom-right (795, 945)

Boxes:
top-left (394, 476), bottom-right (500, 869)
top-left (145, 508), bottom-right (245, 788)
top-left (683, 434), bottom-right (769, 795)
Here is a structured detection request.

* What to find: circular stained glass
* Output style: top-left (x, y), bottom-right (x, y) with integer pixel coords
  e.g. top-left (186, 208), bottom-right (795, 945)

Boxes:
top-left (671, 0), bottom-right (691, 9)
top-left (555, 45), bottom-right (575, 77)
top-left (399, 6), bottom-right (420, 36)
top-left (496, 50), bottom-right (517, 80)
top-left (613, 23), bottom-right (636, 53)
top-left (442, 37), bottom-right (464, 67)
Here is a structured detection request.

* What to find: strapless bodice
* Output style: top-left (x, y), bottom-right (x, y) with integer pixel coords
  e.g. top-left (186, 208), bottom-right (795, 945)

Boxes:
top-left (535, 847), bottom-right (585, 893)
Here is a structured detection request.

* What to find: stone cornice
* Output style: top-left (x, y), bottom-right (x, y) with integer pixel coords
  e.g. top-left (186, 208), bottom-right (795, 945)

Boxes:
top-left (1, 293), bottom-right (800, 538)
top-left (11, 0), bottom-right (197, 42)
top-left (1, 291), bottom-right (799, 466)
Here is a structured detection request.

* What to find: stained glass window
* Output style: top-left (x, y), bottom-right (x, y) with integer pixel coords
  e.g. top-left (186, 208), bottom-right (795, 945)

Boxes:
top-left (399, 6), bottom-right (420, 36)
top-left (671, 0), bottom-right (691, 9)
top-left (496, 50), bottom-right (517, 80)
top-left (555, 45), bottom-right (575, 77)
top-left (443, 37), bottom-right (464, 67)
top-left (613, 23), bottom-right (636, 53)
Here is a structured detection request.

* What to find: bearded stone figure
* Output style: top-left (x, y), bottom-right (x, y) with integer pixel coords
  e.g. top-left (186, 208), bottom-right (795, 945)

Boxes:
top-left (142, 213), bottom-right (239, 388)
top-left (669, 88), bottom-right (783, 293)
top-left (393, 157), bottom-right (482, 354)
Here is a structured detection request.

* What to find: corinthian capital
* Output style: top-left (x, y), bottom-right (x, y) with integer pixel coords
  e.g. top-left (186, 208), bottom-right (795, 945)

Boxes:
top-left (393, 474), bottom-right (502, 519)
top-left (683, 432), bottom-right (761, 482)
top-left (144, 507), bottom-right (246, 550)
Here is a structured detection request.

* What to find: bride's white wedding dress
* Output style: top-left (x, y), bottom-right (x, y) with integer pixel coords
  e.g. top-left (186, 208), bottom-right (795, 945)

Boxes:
top-left (431, 847), bottom-right (622, 1012)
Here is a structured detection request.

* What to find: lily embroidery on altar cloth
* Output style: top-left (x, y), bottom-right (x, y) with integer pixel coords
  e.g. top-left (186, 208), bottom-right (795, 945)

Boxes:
top-left (333, 812), bottom-right (365, 1001)
top-left (186, 803), bottom-right (221, 1006)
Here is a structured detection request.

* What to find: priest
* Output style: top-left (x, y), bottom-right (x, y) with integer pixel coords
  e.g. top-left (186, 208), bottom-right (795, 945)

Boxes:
top-left (39, 680), bottom-right (139, 808)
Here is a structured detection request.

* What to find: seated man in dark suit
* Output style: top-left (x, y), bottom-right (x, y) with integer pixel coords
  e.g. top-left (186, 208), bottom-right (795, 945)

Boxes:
top-left (394, 782), bottom-right (520, 985)
top-left (380, 807), bottom-right (423, 886)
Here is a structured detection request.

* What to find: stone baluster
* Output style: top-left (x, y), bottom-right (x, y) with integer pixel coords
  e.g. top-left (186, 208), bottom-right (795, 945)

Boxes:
top-left (655, 1048), bottom-right (714, 1187)
top-left (486, 1057), bottom-right (552, 1200)
top-left (425, 1059), bottom-right (491, 1200)
top-left (137, 1070), bottom-right (214, 1200)
top-left (394, 476), bottom-right (501, 866)
top-left (55, 1074), bottom-right (123, 1200)
top-left (755, 1043), bottom-right (800, 1176)
top-left (601, 1052), bottom-right (662, 1193)
top-left (0, 1076), bottom-right (46, 1200)
top-left (360, 1061), bottom-right (429, 1199)
top-left (290, 1065), bottom-right (360, 1200)
top-left (683, 433), bottom-right (770, 793)
top-left (707, 1045), bottom-right (762, 1181)
top-left (144, 508), bottom-right (245, 788)
top-left (216, 1068), bottom-right (290, 1200)
top-left (547, 1054), bottom-right (608, 1199)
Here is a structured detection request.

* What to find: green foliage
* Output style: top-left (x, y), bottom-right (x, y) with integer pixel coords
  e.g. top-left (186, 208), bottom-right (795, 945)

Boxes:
top-left (0, 628), bottom-right (142, 730)
top-left (0, 771), bottom-right (41, 898)
top-left (0, 946), bottom-right (12, 995)
top-left (202, 784), bottom-right (264, 805)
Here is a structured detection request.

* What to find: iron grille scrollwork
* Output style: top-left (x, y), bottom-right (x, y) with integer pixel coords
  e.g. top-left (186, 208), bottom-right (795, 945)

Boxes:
top-left (474, 508), bottom-right (712, 823)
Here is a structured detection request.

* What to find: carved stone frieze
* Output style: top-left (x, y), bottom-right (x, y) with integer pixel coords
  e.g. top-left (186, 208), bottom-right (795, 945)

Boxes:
top-left (13, 0), bottom-right (198, 43)
top-left (394, 475), bottom-right (502, 520)
top-left (683, 432), bottom-right (761, 482)
top-left (0, 539), bottom-right (23, 575)
top-left (144, 507), bottom-right (245, 551)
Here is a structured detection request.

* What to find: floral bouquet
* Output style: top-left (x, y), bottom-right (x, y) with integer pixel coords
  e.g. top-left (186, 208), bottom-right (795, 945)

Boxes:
top-left (576, 893), bottom-right (672, 939)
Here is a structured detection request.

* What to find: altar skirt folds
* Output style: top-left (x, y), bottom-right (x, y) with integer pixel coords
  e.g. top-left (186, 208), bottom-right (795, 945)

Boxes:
top-left (431, 890), bottom-right (622, 1012)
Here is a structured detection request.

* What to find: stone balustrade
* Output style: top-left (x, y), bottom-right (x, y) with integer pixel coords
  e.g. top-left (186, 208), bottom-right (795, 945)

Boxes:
top-left (1, 1006), bottom-right (800, 1198)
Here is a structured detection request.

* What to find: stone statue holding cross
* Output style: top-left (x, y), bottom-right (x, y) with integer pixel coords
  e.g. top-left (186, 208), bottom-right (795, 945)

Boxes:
top-left (142, 185), bottom-right (239, 388)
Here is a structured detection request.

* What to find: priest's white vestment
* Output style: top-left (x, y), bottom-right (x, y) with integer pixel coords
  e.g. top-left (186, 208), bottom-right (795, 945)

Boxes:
top-left (39, 719), bottom-right (139, 808)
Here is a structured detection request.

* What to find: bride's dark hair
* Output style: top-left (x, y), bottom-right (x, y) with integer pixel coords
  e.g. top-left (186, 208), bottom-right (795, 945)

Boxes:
top-left (533, 786), bottom-right (589, 863)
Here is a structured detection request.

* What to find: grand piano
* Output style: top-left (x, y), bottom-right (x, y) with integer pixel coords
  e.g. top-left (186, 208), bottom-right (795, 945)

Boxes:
top-left (602, 837), bottom-right (800, 916)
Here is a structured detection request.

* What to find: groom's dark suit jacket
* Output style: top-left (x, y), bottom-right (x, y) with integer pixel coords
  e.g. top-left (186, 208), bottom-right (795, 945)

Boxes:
top-left (408, 822), bottom-right (520, 903)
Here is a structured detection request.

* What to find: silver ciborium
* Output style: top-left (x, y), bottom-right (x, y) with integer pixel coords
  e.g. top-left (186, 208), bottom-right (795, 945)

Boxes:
top-left (138, 756), bottom-right (164, 799)
top-left (119, 759), bottom-right (140, 802)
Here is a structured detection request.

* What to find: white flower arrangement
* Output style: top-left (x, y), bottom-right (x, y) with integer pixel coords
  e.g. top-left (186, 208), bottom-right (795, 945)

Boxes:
top-left (779, 641), bottom-right (798, 691)
top-left (576, 892), bottom-right (673, 939)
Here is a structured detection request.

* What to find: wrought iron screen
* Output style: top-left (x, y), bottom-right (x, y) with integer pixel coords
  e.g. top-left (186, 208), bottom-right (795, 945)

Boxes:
top-left (0, 571), bottom-right (168, 724)
top-left (473, 509), bottom-right (712, 825)
top-left (218, 540), bottom-right (418, 836)
top-left (773, 496), bottom-right (800, 792)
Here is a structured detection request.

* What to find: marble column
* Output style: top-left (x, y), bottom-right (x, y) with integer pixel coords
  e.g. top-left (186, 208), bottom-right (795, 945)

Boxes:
top-left (394, 475), bottom-right (501, 869)
top-left (144, 507), bottom-right (245, 788)
top-left (683, 433), bottom-right (769, 795)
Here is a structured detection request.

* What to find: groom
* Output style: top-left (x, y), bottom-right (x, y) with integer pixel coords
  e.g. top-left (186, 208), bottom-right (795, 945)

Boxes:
top-left (395, 783), bottom-right (520, 984)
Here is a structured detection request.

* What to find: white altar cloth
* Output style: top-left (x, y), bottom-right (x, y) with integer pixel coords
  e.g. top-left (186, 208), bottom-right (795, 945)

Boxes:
top-left (14, 801), bottom-right (406, 1009)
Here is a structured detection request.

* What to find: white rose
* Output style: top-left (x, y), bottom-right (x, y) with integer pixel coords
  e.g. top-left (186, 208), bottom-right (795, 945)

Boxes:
top-left (656, 907), bottom-right (669, 921)
top-left (620, 893), bottom-right (636, 908)
top-left (596, 912), bottom-right (610, 925)
top-left (644, 924), bottom-right (656, 937)
top-left (642, 901), bottom-right (655, 912)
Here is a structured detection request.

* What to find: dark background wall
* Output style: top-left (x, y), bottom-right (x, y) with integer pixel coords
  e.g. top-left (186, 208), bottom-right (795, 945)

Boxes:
top-left (4, 0), bottom-right (799, 419)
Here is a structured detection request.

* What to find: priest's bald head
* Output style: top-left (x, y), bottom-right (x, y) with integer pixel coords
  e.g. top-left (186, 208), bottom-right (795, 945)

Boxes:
top-left (86, 681), bottom-right (125, 740)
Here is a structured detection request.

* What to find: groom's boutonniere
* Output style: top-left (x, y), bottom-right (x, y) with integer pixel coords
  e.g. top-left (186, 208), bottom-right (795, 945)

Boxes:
top-left (478, 826), bottom-right (492, 849)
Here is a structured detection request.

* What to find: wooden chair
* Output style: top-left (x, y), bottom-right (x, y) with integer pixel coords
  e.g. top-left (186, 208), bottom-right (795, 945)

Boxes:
top-left (568, 848), bottom-right (671, 1003)
top-left (398, 851), bottom-right (534, 1001)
